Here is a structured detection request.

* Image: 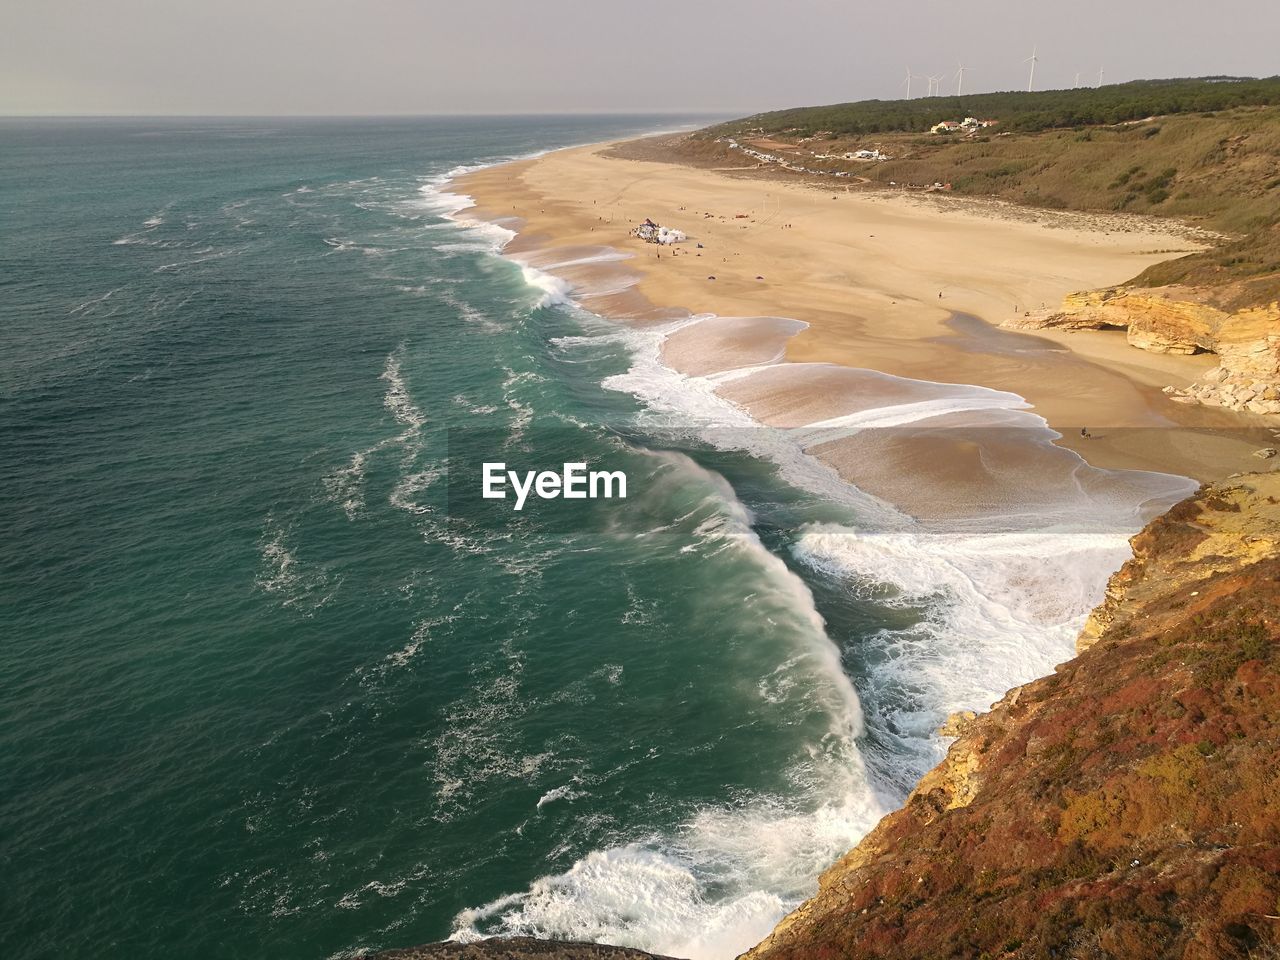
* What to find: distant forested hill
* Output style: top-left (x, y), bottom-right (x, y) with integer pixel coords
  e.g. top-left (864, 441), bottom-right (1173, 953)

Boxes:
top-left (705, 77), bottom-right (1280, 137)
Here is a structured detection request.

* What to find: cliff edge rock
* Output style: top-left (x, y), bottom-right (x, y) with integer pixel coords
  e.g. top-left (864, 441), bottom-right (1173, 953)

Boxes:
top-left (1005, 287), bottom-right (1280, 416)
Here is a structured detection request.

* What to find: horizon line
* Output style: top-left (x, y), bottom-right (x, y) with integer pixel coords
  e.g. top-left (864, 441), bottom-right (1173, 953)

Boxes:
top-left (5, 74), bottom-right (1273, 122)
top-left (0, 109), bottom-right (742, 121)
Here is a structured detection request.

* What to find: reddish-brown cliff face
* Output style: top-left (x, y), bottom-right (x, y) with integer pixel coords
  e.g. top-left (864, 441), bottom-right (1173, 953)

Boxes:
top-left (745, 473), bottom-right (1280, 960)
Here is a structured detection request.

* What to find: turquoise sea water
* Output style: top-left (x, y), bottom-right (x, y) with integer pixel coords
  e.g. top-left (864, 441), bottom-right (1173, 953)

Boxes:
top-left (0, 117), bottom-right (1184, 960)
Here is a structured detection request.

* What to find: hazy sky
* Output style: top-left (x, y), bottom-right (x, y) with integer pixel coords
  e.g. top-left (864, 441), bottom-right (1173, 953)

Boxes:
top-left (2, 0), bottom-right (1276, 116)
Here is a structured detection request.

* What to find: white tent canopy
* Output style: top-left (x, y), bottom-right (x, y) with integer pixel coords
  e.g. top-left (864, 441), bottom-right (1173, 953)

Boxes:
top-left (634, 219), bottom-right (686, 245)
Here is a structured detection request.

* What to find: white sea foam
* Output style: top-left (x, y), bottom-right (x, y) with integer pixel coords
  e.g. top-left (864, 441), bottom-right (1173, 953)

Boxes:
top-left (653, 450), bottom-right (865, 738)
top-left (788, 388), bottom-right (1028, 443)
top-left (322, 349), bottom-right (430, 521)
top-left (793, 524), bottom-right (1138, 788)
top-left (518, 264), bottom-right (575, 308)
top-left (453, 792), bottom-right (882, 960)
top-left (322, 448), bottom-right (371, 520)
top-left (255, 518), bottom-right (335, 613)
top-left (429, 638), bottom-right (556, 821)
top-left (334, 862), bottom-right (431, 911)
top-left (432, 240), bottom-right (506, 255)
top-left (499, 365), bottom-right (545, 445)
top-left (415, 163), bottom-right (517, 257)
top-left (536, 783), bottom-right (586, 810)
top-left (379, 612), bottom-right (459, 672)
top-left (153, 247), bottom-right (235, 273)
top-left (139, 203), bottom-right (172, 231)
top-left (68, 287), bottom-right (123, 316)
top-left (323, 424), bottom-right (428, 521)
top-left (415, 165), bottom-right (486, 218)
top-left (388, 467), bottom-right (442, 516)
top-left (436, 288), bottom-right (504, 332)
top-left (380, 352), bottom-right (427, 430)
top-left (451, 393), bottom-right (501, 416)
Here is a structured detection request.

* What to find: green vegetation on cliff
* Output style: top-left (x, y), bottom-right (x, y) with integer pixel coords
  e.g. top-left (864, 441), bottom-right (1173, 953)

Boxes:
top-left (1132, 220), bottom-right (1280, 311)
top-left (825, 106), bottom-right (1280, 234)
top-left (698, 99), bottom-right (1280, 237)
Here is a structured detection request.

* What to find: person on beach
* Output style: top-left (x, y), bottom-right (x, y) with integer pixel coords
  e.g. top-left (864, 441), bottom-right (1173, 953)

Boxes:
top-left (1081, 427), bottom-right (1092, 439)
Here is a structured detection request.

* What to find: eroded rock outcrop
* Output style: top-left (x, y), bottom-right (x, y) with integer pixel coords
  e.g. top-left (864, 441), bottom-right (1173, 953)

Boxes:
top-left (744, 473), bottom-right (1280, 960)
top-left (1005, 287), bottom-right (1280, 415)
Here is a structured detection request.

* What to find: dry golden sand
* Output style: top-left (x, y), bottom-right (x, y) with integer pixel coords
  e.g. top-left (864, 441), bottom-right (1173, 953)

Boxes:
top-left (455, 140), bottom-right (1270, 492)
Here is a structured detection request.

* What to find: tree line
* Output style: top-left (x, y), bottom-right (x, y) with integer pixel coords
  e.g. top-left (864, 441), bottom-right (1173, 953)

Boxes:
top-left (705, 77), bottom-right (1280, 138)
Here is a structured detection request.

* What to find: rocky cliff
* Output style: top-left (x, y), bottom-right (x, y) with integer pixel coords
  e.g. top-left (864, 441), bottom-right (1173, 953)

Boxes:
top-left (1005, 287), bottom-right (1280, 416)
top-left (744, 472), bottom-right (1280, 960)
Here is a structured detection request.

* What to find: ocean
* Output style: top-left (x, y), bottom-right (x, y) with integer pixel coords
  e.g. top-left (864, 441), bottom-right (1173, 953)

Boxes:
top-left (0, 116), bottom-right (1190, 960)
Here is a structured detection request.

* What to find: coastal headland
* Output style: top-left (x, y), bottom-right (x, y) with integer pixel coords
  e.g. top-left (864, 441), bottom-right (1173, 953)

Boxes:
top-left (456, 135), bottom-right (1271, 491)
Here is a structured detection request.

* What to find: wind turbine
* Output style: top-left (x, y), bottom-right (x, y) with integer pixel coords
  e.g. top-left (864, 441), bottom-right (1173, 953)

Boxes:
top-left (902, 66), bottom-right (917, 99)
top-left (929, 74), bottom-right (943, 96)
top-left (954, 62), bottom-right (969, 97)
top-left (1024, 44), bottom-right (1039, 92)
top-left (1097, 65), bottom-right (1105, 88)
top-left (1074, 71), bottom-right (1081, 89)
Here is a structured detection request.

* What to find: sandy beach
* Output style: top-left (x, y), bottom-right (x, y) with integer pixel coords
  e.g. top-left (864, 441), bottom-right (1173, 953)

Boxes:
top-left (455, 138), bottom-right (1269, 501)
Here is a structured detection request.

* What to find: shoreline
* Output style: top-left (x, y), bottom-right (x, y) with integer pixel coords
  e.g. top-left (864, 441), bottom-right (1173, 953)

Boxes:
top-left (452, 137), bottom-right (1270, 493)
